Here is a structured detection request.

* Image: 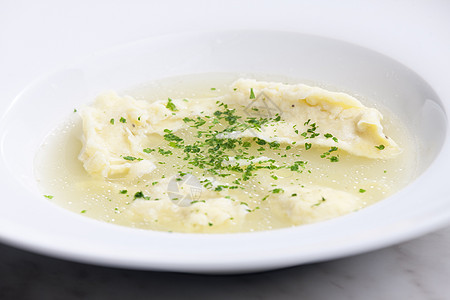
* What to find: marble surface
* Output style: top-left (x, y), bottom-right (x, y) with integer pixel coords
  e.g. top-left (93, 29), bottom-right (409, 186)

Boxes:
top-left (1, 227), bottom-right (450, 299)
top-left (1, 1), bottom-right (450, 299)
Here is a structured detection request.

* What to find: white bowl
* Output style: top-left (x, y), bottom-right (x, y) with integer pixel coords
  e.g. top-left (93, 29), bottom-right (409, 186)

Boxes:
top-left (0, 30), bottom-right (448, 274)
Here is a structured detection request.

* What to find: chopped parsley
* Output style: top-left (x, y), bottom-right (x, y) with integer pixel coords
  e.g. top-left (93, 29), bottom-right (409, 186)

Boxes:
top-left (158, 148), bottom-right (173, 156)
top-left (312, 197), bottom-right (326, 207)
top-left (166, 98), bottom-right (178, 111)
top-left (249, 88), bottom-right (256, 99)
top-left (320, 146), bottom-right (340, 162)
top-left (375, 144), bottom-right (385, 150)
top-left (134, 191), bottom-right (150, 200)
top-left (119, 117), bottom-right (127, 123)
top-left (271, 188), bottom-right (284, 194)
top-left (122, 156), bottom-right (142, 161)
top-left (328, 156), bottom-right (339, 162)
top-left (183, 117), bottom-right (195, 123)
top-left (324, 133), bottom-right (339, 143)
top-left (105, 99), bottom-right (349, 204)
top-left (143, 148), bottom-right (155, 153)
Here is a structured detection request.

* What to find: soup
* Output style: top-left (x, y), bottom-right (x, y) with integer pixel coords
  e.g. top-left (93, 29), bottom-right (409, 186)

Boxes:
top-left (35, 74), bottom-right (416, 233)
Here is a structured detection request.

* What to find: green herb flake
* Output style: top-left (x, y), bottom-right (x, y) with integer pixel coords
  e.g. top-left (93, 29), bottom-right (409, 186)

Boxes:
top-left (158, 148), bottom-right (173, 156)
top-left (166, 98), bottom-right (178, 111)
top-left (375, 144), bottom-right (385, 150)
top-left (134, 191), bottom-right (150, 200)
top-left (110, 118), bottom-right (115, 125)
top-left (143, 148), bottom-right (155, 153)
top-left (324, 133), bottom-right (338, 142)
top-left (183, 117), bottom-right (195, 123)
top-left (312, 197), bottom-right (326, 207)
top-left (359, 189), bottom-right (366, 193)
top-left (134, 191), bottom-right (144, 199)
top-left (123, 156), bottom-right (142, 161)
top-left (119, 117), bottom-right (127, 123)
top-left (44, 195), bottom-right (54, 199)
top-left (249, 88), bottom-right (256, 99)
top-left (163, 132), bottom-right (183, 143)
top-left (80, 210), bottom-right (87, 213)
top-left (272, 188), bottom-right (284, 194)
top-left (119, 190), bottom-right (128, 194)
top-left (329, 156), bottom-right (339, 162)
top-left (255, 138), bottom-right (266, 145)
top-left (261, 195), bottom-right (270, 201)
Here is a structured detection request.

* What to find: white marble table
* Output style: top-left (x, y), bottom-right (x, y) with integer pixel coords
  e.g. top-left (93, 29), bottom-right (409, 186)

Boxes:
top-left (1, 1), bottom-right (449, 298)
top-left (1, 227), bottom-right (449, 299)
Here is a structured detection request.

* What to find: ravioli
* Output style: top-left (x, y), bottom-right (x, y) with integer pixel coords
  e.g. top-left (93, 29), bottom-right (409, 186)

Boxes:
top-left (231, 79), bottom-right (402, 159)
top-left (78, 91), bottom-right (219, 178)
top-left (269, 184), bottom-right (362, 225)
top-left (124, 177), bottom-right (250, 232)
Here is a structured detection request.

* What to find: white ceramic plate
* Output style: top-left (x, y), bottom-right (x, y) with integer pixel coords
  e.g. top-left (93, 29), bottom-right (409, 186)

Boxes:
top-left (0, 30), bottom-right (448, 274)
